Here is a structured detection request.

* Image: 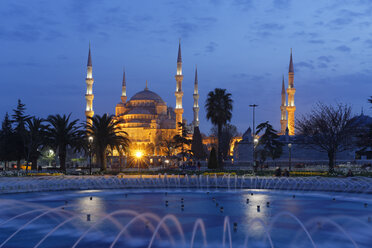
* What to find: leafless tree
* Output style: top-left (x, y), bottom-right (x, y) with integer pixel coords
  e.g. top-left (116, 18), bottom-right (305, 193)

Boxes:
top-left (297, 103), bottom-right (357, 172)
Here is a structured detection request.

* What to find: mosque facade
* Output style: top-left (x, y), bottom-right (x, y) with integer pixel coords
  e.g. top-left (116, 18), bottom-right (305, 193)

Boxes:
top-left (84, 42), bottom-right (200, 156)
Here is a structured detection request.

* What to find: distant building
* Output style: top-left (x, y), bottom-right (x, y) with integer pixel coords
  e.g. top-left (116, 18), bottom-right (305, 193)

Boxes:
top-left (234, 113), bottom-right (372, 165)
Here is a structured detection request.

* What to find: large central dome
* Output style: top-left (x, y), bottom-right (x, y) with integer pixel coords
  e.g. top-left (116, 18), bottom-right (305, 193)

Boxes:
top-left (130, 89), bottom-right (165, 103)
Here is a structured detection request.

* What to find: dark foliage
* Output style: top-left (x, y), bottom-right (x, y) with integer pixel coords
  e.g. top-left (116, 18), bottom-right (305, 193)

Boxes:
top-left (297, 103), bottom-right (356, 172)
top-left (11, 100), bottom-right (30, 169)
top-left (173, 122), bottom-right (191, 161)
top-left (206, 88), bottom-right (233, 168)
top-left (46, 114), bottom-right (81, 173)
top-left (208, 147), bottom-right (218, 169)
top-left (191, 126), bottom-right (206, 160)
top-left (86, 114), bottom-right (129, 171)
top-left (211, 124), bottom-right (238, 159)
top-left (0, 113), bottom-right (17, 168)
top-left (255, 121), bottom-right (283, 168)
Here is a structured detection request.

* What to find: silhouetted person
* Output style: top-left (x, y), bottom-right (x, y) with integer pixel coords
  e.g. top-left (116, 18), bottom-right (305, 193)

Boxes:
top-left (274, 167), bottom-right (282, 177)
top-left (197, 161), bottom-right (201, 171)
top-left (346, 169), bottom-right (354, 177)
top-left (283, 168), bottom-right (290, 177)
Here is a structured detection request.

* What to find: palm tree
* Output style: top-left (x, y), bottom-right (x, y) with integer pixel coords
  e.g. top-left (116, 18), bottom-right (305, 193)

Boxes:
top-left (86, 114), bottom-right (129, 172)
top-left (46, 114), bottom-right (81, 173)
top-left (25, 117), bottom-right (48, 170)
top-left (205, 88), bottom-right (233, 167)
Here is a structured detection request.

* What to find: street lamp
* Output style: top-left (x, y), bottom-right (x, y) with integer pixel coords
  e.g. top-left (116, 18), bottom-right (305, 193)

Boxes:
top-left (288, 143), bottom-right (292, 171)
top-left (88, 136), bottom-right (93, 175)
top-left (135, 150), bottom-right (143, 172)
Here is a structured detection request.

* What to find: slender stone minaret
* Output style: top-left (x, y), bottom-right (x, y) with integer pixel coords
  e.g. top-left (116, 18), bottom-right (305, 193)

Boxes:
top-left (174, 40), bottom-right (184, 134)
top-left (280, 75), bottom-right (287, 135)
top-left (286, 48), bottom-right (296, 135)
top-left (193, 65), bottom-right (199, 127)
top-left (121, 68), bottom-right (127, 103)
top-left (85, 44), bottom-right (94, 126)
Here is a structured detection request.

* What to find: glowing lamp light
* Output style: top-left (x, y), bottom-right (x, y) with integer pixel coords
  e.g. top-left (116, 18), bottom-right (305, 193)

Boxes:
top-left (135, 151), bottom-right (143, 159)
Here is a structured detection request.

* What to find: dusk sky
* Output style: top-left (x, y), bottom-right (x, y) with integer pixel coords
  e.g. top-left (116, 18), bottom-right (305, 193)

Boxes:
top-left (1, 0), bottom-right (372, 134)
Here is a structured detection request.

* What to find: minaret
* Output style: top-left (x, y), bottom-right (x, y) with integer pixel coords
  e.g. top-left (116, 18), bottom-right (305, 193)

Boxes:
top-left (121, 68), bottom-right (127, 103)
top-left (174, 40), bottom-right (184, 134)
top-left (280, 75), bottom-right (287, 134)
top-left (193, 66), bottom-right (200, 127)
top-left (286, 48), bottom-right (296, 135)
top-left (85, 44), bottom-right (94, 126)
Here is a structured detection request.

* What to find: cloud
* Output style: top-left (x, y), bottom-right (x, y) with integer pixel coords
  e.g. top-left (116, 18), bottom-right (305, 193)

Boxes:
top-left (292, 31), bottom-right (318, 39)
top-left (232, 73), bottom-right (266, 81)
top-left (173, 21), bottom-right (198, 38)
top-left (0, 61), bottom-right (42, 67)
top-left (318, 63), bottom-right (328, 68)
top-left (335, 45), bottom-right (351, 52)
top-left (318, 55), bottom-right (334, 63)
top-left (295, 61), bottom-right (314, 70)
top-left (260, 23), bottom-right (285, 31)
top-left (233, 0), bottom-right (253, 10)
top-left (308, 39), bottom-right (324, 44)
top-left (273, 0), bottom-right (291, 9)
top-left (329, 18), bottom-right (352, 27)
top-left (173, 17), bottom-right (217, 39)
top-left (205, 41), bottom-right (218, 53)
top-left (365, 39), bottom-right (372, 48)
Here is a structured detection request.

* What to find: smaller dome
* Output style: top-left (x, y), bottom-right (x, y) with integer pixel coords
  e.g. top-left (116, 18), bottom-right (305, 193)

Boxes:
top-left (116, 102), bottom-right (125, 107)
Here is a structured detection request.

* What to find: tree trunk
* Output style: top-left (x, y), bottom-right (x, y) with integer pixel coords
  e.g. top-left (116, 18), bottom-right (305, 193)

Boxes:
top-left (59, 149), bottom-right (66, 173)
top-left (31, 157), bottom-right (38, 170)
top-left (17, 159), bottom-right (21, 170)
top-left (328, 151), bottom-right (335, 173)
top-left (217, 124), bottom-right (223, 169)
top-left (101, 152), bottom-right (107, 171)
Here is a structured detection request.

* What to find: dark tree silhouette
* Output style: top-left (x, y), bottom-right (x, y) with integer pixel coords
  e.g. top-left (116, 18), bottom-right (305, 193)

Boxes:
top-left (297, 103), bottom-right (356, 172)
top-left (86, 114), bottom-right (129, 171)
top-left (156, 133), bottom-right (176, 157)
top-left (208, 147), bottom-right (218, 169)
top-left (191, 126), bottom-right (206, 160)
top-left (255, 121), bottom-right (283, 169)
top-left (173, 122), bottom-right (191, 161)
top-left (24, 117), bottom-right (48, 170)
top-left (12, 100), bottom-right (30, 169)
top-left (0, 113), bottom-right (17, 169)
top-left (211, 124), bottom-right (238, 159)
top-left (47, 114), bottom-right (81, 173)
top-left (206, 88), bottom-right (233, 168)
top-left (357, 97), bottom-right (372, 152)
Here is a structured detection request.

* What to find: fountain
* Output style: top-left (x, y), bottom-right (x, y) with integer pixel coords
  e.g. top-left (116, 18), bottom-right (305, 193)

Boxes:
top-left (0, 175), bottom-right (371, 247)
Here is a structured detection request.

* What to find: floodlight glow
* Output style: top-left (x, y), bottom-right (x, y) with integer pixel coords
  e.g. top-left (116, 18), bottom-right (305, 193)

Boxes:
top-left (135, 151), bottom-right (143, 159)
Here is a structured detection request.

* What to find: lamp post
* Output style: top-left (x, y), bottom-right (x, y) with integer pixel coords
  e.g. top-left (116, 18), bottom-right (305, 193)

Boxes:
top-left (288, 143), bottom-right (292, 171)
top-left (249, 104), bottom-right (258, 168)
top-left (88, 136), bottom-right (93, 175)
top-left (254, 138), bottom-right (258, 170)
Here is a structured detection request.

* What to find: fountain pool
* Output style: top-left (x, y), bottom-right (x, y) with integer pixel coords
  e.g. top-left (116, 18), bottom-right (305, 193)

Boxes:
top-left (0, 188), bottom-right (371, 248)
